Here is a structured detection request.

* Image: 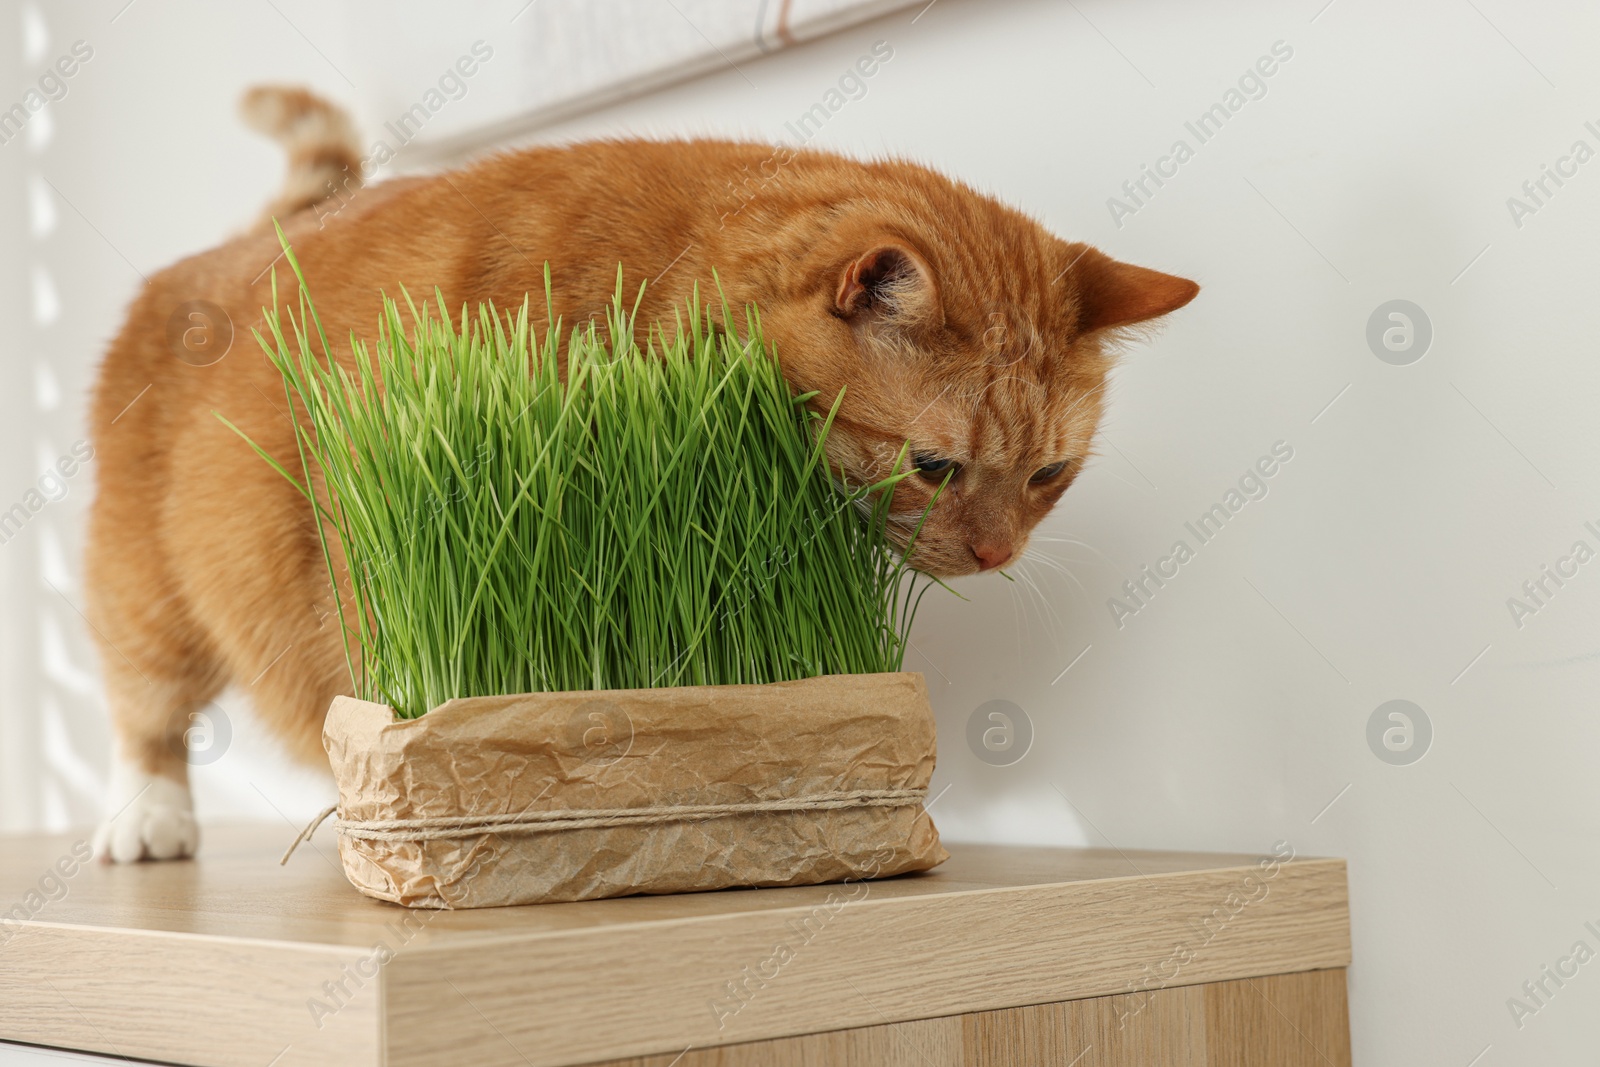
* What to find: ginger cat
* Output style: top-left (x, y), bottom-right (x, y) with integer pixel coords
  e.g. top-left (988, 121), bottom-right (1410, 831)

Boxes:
top-left (86, 87), bottom-right (1197, 861)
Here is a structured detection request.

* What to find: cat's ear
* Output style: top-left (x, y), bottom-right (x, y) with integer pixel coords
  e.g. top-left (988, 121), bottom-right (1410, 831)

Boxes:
top-left (1067, 246), bottom-right (1199, 334)
top-left (835, 244), bottom-right (939, 326)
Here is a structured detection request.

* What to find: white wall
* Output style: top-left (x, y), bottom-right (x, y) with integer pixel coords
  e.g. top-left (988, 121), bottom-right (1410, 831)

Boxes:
top-left (5, 0), bottom-right (1599, 1063)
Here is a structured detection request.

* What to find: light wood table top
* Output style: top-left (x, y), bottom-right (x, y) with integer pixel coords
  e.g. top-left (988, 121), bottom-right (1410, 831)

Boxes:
top-left (0, 825), bottom-right (1349, 1067)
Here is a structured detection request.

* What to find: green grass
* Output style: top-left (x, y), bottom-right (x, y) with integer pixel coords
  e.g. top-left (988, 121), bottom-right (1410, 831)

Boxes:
top-left (228, 238), bottom-right (936, 718)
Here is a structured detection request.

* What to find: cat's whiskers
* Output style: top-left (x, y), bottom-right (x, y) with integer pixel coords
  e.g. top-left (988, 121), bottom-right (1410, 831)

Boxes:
top-left (1008, 555), bottom-right (1066, 637)
top-left (1041, 560), bottom-right (1090, 605)
top-left (1018, 547), bottom-right (1090, 616)
top-left (1013, 561), bottom-right (1051, 632)
top-left (1031, 532), bottom-right (1121, 570)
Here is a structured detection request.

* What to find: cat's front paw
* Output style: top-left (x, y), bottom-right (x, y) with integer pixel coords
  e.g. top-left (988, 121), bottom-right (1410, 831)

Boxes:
top-left (93, 768), bottom-right (198, 862)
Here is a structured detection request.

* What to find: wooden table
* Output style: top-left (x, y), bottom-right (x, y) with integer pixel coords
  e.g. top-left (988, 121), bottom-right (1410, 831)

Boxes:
top-left (0, 826), bottom-right (1351, 1066)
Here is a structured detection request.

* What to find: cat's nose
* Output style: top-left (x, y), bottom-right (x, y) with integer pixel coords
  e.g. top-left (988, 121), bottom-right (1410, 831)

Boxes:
top-left (971, 542), bottom-right (1013, 571)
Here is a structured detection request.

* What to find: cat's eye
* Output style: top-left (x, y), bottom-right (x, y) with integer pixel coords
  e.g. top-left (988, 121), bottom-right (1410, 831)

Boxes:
top-left (913, 454), bottom-right (959, 481)
top-left (1031, 462), bottom-right (1069, 483)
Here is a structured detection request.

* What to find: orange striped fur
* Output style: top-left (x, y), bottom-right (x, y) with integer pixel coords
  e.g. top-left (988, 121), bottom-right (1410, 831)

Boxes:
top-left (84, 88), bottom-right (1196, 858)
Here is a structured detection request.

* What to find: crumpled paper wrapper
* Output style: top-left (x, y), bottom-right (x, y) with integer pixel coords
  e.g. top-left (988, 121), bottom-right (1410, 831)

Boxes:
top-left (321, 672), bottom-right (947, 908)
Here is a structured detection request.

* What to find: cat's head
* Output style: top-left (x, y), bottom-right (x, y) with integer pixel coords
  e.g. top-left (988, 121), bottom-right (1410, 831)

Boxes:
top-left (759, 202), bottom-right (1197, 578)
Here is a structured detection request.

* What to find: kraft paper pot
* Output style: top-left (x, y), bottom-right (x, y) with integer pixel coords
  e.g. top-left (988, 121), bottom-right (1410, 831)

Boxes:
top-left (314, 672), bottom-right (947, 908)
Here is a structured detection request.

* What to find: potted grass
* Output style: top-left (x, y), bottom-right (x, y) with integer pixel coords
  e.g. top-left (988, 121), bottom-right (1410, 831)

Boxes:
top-left (235, 243), bottom-right (947, 909)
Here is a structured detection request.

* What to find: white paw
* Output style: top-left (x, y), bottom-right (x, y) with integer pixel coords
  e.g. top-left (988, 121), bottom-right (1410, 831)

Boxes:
top-left (93, 764), bottom-right (198, 863)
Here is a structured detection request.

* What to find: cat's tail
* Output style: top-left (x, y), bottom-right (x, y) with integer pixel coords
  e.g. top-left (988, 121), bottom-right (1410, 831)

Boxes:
top-left (239, 85), bottom-right (362, 224)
